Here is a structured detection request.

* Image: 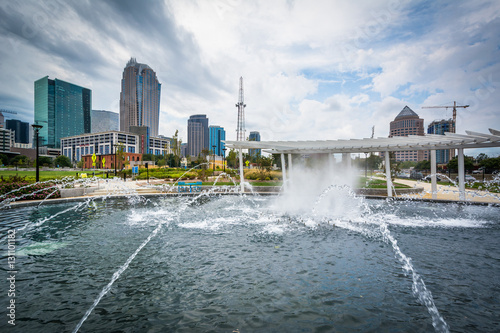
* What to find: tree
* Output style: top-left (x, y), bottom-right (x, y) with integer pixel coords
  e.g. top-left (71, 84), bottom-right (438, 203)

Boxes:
top-left (54, 155), bottom-right (72, 168)
top-left (171, 130), bottom-right (182, 167)
top-left (476, 153), bottom-right (489, 163)
top-left (0, 154), bottom-right (8, 166)
top-left (10, 155), bottom-right (30, 170)
top-left (447, 156), bottom-right (474, 172)
top-left (272, 154), bottom-right (281, 168)
top-left (479, 156), bottom-right (500, 173)
top-left (196, 148), bottom-right (210, 167)
top-left (142, 153), bottom-right (154, 161)
top-left (116, 144), bottom-right (127, 169)
top-left (399, 160), bottom-right (417, 169)
top-left (38, 156), bottom-right (53, 167)
top-left (256, 155), bottom-right (273, 180)
top-left (414, 160), bottom-right (431, 171)
top-left (226, 149), bottom-right (237, 168)
top-left (366, 154), bottom-right (382, 171)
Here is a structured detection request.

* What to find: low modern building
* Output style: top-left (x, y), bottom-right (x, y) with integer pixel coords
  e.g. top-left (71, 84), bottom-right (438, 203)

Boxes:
top-left (149, 136), bottom-right (172, 156)
top-left (61, 131), bottom-right (139, 163)
top-left (0, 128), bottom-right (14, 153)
top-left (61, 130), bottom-right (171, 164)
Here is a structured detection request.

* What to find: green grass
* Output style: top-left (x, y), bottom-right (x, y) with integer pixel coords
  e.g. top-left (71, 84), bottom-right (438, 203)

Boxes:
top-left (0, 169), bottom-right (112, 182)
top-left (359, 177), bottom-right (410, 189)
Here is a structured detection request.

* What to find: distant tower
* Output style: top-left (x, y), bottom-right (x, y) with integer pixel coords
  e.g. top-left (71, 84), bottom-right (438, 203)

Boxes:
top-left (235, 77), bottom-right (246, 141)
top-left (120, 58), bottom-right (161, 137)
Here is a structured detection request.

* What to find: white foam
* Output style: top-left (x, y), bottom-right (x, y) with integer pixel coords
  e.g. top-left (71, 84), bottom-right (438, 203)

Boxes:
top-left (376, 213), bottom-right (489, 228)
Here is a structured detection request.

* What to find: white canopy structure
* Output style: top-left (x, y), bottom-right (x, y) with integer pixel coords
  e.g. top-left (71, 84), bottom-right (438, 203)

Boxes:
top-left (224, 129), bottom-right (500, 200)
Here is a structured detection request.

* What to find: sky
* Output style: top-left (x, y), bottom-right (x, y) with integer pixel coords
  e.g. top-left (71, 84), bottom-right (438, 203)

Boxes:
top-left (0, 0), bottom-right (499, 157)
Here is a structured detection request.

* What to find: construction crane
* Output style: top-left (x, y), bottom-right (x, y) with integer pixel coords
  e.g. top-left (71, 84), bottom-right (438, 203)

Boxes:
top-left (422, 101), bottom-right (469, 158)
top-left (0, 109), bottom-right (18, 117)
top-left (421, 101), bottom-right (469, 134)
top-left (0, 109), bottom-right (18, 128)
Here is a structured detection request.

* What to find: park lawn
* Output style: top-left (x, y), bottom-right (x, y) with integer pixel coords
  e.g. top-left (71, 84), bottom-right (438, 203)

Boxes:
top-left (0, 169), bottom-right (110, 182)
top-left (359, 177), bottom-right (411, 189)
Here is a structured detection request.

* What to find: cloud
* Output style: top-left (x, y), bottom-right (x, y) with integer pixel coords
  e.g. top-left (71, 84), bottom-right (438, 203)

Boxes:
top-left (0, 0), bottom-right (498, 157)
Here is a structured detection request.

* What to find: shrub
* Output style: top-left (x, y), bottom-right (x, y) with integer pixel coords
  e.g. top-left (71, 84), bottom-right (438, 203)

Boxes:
top-left (0, 181), bottom-right (61, 201)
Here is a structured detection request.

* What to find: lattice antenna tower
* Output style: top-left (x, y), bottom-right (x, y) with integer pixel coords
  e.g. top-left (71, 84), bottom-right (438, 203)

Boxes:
top-left (235, 77), bottom-right (246, 141)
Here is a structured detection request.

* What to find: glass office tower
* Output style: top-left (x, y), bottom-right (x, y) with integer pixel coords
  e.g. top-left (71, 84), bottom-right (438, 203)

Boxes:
top-left (427, 119), bottom-right (455, 164)
top-left (120, 58), bottom-right (161, 137)
top-left (248, 131), bottom-right (261, 158)
top-left (34, 76), bottom-right (91, 148)
top-left (209, 125), bottom-right (226, 156)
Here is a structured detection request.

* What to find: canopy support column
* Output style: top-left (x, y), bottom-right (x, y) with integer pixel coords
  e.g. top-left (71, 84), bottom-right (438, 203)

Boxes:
top-left (288, 153), bottom-right (293, 187)
top-left (281, 153), bottom-right (287, 191)
top-left (430, 149), bottom-right (437, 199)
top-left (457, 148), bottom-right (465, 201)
top-left (385, 152), bottom-right (393, 197)
top-left (239, 148), bottom-right (244, 193)
top-left (328, 153), bottom-right (335, 183)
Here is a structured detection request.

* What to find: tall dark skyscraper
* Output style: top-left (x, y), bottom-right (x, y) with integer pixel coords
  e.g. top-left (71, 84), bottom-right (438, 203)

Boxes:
top-left (34, 76), bottom-right (91, 148)
top-left (5, 119), bottom-right (30, 144)
top-left (120, 58), bottom-right (161, 137)
top-left (187, 115), bottom-right (208, 157)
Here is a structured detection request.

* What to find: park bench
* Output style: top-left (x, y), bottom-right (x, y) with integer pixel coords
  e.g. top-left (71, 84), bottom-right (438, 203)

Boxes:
top-left (177, 181), bottom-right (202, 193)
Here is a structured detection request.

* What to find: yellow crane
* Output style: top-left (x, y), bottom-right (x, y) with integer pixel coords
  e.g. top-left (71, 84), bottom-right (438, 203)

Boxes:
top-left (422, 101), bottom-right (469, 134)
top-left (422, 101), bottom-right (469, 158)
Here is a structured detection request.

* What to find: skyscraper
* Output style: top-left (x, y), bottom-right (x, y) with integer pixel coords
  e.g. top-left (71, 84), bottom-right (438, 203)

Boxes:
top-left (5, 119), bottom-right (30, 144)
top-left (34, 76), bottom-right (91, 148)
top-left (248, 131), bottom-right (261, 158)
top-left (187, 115), bottom-right (208, 157)
top-left (91, 110), bottom-right (119, 133)
top-left (389, 106), bottom-right (427, 162)
top-left (427, 119), bottom-right (455, 164)
top-left (120, 58), bottom-right (161, 137)
top-left (209, 125), bottom-right (226, 156)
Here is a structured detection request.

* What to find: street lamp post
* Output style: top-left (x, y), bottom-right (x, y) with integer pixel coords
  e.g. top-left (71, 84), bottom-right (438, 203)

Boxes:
top-left (112, 142), bottom-right (117, 176)
top-left (222, 148), bottom-right (227, 173)
top-left (212, 145), bottom-right (216, 171)
top-left (32, 124), bottom-right (43, 182)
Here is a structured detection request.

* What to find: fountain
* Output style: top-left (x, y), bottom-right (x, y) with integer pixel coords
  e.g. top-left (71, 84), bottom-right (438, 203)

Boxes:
top-left (1, 165), bottom-right (499, 333)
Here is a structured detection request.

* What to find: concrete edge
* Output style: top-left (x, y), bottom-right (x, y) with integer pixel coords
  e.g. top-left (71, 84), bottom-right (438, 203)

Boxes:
top-left (4, 190), bottom-right (499, 209)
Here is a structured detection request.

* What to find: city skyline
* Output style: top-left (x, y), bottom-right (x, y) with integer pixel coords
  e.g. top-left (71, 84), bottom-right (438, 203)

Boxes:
top-left (0, 0), bottom-right (499, 157)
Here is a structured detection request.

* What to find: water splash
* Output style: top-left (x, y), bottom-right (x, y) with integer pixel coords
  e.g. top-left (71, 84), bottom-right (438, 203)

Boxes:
top-left (379, 222), bottom-right (449, 333)
top-left (72, 219), bottom-right (165, 333)
top-left (72, 186), bottom-right (213, 332)
top-left (309, 183), bottom-right (450, 332)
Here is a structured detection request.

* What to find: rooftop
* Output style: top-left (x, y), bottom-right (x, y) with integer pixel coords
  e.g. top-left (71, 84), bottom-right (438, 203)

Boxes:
top-left (395, 106), bottom-right (419, 120)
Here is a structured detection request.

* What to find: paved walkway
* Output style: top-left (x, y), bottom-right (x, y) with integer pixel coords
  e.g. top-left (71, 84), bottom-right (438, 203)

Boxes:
top-left (391, 178), bottom-right (500, 204)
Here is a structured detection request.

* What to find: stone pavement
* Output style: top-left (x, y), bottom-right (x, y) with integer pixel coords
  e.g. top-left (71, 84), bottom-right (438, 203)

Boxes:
top-left (392, 178), bottom-right (500, 204)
